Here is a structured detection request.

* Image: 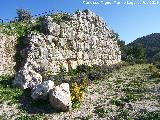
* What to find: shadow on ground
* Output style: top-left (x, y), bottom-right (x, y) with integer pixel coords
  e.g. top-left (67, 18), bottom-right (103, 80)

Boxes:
top-left (0, 75), bottom-right (60, 114)
top-left (17, 89), bottom-right (61, 114)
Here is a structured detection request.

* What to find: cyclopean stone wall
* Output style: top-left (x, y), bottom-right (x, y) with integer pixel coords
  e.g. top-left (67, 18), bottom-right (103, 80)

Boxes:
top-left (12, 9), bottom-right (121, 89)
top-left (0, 34), bottom-right (16, 75)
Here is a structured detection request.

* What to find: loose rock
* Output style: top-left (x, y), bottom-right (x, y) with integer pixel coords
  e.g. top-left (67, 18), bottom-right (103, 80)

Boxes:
top-left (31, 80), bottom-right (55, 100)
top-left (49, 83), bottom-right (72, 112)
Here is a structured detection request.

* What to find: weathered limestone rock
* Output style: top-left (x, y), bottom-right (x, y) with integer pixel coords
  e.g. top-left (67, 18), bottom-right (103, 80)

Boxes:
top-left (31, 80), bottom-right (54, 100)
top-left (13, 64), bottom-right (42, 89)
top-left (49, 83), bottom-right (72, 112)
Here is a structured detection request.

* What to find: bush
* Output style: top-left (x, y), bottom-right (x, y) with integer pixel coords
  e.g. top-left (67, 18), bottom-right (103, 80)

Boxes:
top-left (76, 64), bottom-right (91, 73)
top-left (155, 63), bottom-right (160, 69)
top-left (88, 70), bottom-right (103, 81)
top-left (16, 9), bottom-right (32, 21)
top-left (51, 13), bottom-right (70, 24)
top-left (94, 107), bottom-right (109, 118)
top-left (70, 80), bottom-right (88, 109)
top-left (149, 64), bottom-right (160, 78)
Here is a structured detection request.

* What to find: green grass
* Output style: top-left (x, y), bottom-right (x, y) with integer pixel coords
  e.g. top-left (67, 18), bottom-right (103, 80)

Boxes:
top-left (137, 110), bottom-right (160, 120)
top-left (94, 106), bottom-right (112, 118)
top-left (110, 99), bottom-right (124, 106)
top-left (116, 109), bottom-right (132, 120)
top-left (0, 75), bottom-right (23, 104)
top-left (0, 75), bottom-right (51, 119)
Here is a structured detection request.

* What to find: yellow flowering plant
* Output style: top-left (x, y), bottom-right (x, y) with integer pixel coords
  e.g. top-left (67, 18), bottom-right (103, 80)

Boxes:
top-left (70, 80), bottom-right (89, 109)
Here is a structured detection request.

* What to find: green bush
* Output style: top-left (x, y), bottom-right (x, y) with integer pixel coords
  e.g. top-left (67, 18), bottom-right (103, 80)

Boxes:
top-left (16, 9), bottom-right (32, 21)
top-left (70, 81), bottom-right (88, 109)
top-left (149, 64), bottom-right (160, 78)
top-left (76, 64), bottom-right (91, 73)
top-left (51, 13), bottom-right (70, 24)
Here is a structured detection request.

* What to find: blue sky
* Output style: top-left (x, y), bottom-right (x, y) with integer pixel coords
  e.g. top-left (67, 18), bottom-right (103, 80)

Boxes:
top-left (0, 0), bottom-right (160, 44)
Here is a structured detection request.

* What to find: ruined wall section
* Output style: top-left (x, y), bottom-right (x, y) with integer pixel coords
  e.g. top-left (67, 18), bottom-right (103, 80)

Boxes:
top-left (0, 34), bottom-right (16, 75)
top-left (20, 10), bottom-right (121, 75)
top-left (0, 10), bottom-right (121, 89)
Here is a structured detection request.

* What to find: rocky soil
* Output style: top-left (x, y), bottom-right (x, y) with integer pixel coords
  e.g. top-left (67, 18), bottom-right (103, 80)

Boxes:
top-left (0, 64), bottom-right (160, 120)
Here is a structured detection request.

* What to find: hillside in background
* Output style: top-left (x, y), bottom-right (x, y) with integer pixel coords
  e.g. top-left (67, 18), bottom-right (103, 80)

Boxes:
top-left (127, 33), bottom-right (160, 63)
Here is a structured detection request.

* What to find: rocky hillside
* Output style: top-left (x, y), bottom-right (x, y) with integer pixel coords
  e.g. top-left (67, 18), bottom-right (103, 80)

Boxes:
top-left (127, 33), bottom-right (160, 63)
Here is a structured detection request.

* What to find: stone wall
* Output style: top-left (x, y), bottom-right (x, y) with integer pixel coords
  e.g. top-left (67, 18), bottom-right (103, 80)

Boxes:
top-left (2, 9), bottom-right (121, 89)
top-left (20, 10), bottom-right (121, 73)
top-left (0, 34), bottom-right (16, 75)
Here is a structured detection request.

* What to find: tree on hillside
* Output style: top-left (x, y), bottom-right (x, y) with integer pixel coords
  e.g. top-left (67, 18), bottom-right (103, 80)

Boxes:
top-left (126, 44), bottom-right (147, 64)
top-left (113, 32), bottom-right (147, 64)
top-left (113, 32), bottom-right (127, 61)
top-left (16, 9), bottom-right (32, 21)
top-left (127, 33), bottom-right (160, 63)
top-left (153, 52), bottom-right (160, 65)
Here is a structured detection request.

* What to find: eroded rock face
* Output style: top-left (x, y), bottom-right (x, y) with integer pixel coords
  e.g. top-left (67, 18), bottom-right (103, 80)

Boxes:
top-left (49, 83), bottom-right (72, 112)
top-left (13, 9), bottom-right (121, 89)
top-left (31, 80), bottom-right (54, 100)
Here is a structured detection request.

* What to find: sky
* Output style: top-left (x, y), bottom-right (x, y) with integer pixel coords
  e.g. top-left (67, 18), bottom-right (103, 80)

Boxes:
top-left (0, 0), bottom-right (160, 44)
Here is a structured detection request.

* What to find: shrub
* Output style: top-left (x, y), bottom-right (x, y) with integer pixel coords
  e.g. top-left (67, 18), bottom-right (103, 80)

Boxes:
top-left (155, 63), bottom-right (160, 69)
top-left (110, 99), bottom-right (124, 106)
top-left (88, 70), bottom-right (103, 81)
top-left (70, 80), bottom-right (88, 109)
top-left (116, 109), bottom-right (132, 120)
top-left (149, 64), bottom-right (160, 78)
top-left (16, 9), bottom-right (32, 21)
top-left (51, 13), bottom-right (70, 24)
top-left (76, 64), bottom-right (91, 73)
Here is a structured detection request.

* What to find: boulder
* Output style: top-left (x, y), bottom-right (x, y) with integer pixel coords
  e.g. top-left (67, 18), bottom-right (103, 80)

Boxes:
top-left (13, 67), bottom-right (42, 90)
top-left (49, 83), bottom-right (72, 112)
top-left (31, 80), bottom-right (55, 100)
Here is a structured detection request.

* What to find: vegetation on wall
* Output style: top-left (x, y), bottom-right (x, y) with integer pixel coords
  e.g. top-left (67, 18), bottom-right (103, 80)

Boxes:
top-left (0, 9), bottom-right (71, 71)
top-left (51, 13), bottom-right (70, 24)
